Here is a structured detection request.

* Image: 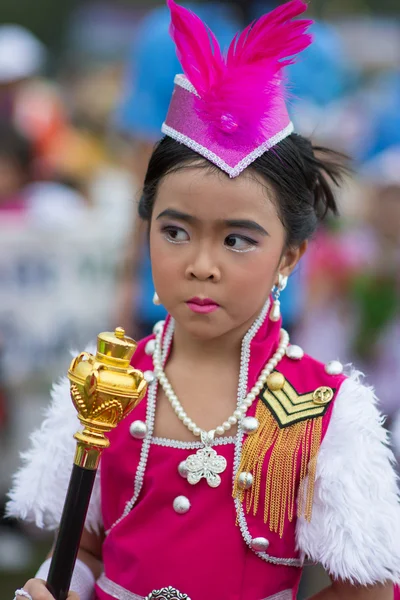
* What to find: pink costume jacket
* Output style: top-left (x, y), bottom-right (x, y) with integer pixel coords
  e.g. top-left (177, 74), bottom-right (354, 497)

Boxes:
top-left (96, 314), bottom-right (345, 600)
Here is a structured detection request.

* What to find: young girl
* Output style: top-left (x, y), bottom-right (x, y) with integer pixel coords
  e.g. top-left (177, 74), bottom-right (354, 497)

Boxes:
top-left (8, 1), bottom-right (400, 599)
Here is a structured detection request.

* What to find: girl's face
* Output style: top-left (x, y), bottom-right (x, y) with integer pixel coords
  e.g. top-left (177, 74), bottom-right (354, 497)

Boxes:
top-left (150, 166), bottom-right (304, 341)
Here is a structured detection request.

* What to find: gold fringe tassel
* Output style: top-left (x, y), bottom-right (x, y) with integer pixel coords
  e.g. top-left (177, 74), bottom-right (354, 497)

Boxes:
top-left (234, 402), bottom-right (323, 538)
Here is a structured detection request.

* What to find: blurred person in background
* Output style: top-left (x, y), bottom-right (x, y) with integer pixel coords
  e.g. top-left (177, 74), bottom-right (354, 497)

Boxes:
top-left (0, 120), bottom-right (88, 227)
top-left (297, 145), bottom-right (400, 428)
top-left (357, 147), bottom-right (400, 431)
top-left (0, 121), bottom-right (34, 216)
top-left (0, 23), bottom-right (92, 227)
top-left (0, 24), bottom-right (45, 121)
top-left (0, 24), bottom-right (61, 178)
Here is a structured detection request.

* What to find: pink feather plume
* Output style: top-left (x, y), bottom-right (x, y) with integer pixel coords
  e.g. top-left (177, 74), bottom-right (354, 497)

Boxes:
top-left (166, 0), bottom-right (313, 145)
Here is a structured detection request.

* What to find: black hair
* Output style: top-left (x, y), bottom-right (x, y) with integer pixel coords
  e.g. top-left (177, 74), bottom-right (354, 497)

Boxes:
top-left (139, 133), bottom-right (347, 248)
top-left (0, 121), bottom-right (33, 175)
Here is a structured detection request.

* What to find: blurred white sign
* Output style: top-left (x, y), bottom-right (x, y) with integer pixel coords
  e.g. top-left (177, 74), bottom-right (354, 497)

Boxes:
top-left (0, 220), bottom-right (124, 384)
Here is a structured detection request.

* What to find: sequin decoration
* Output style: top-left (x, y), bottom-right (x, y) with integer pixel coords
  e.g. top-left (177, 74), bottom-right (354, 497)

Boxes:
top-left (145, 586), bottom-right (190, 600)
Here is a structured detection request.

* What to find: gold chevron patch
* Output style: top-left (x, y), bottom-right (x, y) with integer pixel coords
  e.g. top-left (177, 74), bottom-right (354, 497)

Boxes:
top-left (260, 376), bottom-right (334, 428)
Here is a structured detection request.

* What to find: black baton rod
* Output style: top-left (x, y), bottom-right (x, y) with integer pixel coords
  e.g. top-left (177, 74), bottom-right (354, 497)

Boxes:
top-left (43, 327), bottom-right (147, 600)
top-left (46, 465), bottom-right (97, 600)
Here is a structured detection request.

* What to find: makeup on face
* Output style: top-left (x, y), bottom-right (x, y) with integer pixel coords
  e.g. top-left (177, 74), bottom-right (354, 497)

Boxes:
top-left (149, 168), bottom-right (290, 339)
top-left (186, 297), bottom-right (220, 314)
top-left (156, 208), bottom-right (270, 255)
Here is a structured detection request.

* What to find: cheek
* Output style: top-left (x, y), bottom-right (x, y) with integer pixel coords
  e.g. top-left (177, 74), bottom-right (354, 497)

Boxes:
top-left (149, 227), bottom-right (182, 290)
top-left (227, 246), bottom-right (282, 294)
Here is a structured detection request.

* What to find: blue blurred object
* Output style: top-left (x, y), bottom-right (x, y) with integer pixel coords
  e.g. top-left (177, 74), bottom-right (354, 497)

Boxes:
top-left (280, 265), bottom-right (305, 332)
top-left (114, 3), bottom-right (239, 141)
top-left (250, 4), bottom-right (355, 107)
top-left (286, 21), bottom-right (354, 108)
top-left (364, 71), bottom-right (400, 160)
top-left (136, 247), bottom-right (165, 325)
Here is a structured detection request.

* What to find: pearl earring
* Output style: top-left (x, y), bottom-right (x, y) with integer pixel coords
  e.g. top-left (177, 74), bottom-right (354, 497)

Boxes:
top-left (270, 274), bottom-right (288, 322)
top-left (153, 292), bottom-right (161, 306)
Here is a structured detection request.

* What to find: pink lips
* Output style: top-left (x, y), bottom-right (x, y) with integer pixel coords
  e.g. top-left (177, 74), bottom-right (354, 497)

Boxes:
top-left (186, 297), bottom-right (220, 314)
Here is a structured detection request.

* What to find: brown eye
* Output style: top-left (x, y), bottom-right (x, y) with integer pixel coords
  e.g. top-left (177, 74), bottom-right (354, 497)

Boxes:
top-left (162, 226), bottom-right (190, 243)
top-left (224, 234), bottom-right (258, 252)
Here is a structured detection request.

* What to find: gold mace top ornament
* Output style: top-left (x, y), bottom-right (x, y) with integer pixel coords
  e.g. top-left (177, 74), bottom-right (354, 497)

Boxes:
top-left (68, 327), bottom-right (147, 470)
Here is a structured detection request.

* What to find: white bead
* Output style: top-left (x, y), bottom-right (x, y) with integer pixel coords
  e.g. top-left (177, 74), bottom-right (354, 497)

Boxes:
top-left (247, 392), bottom-right (256, 402)
top-left (234, 409), bottom-right (243, 419)
top-left (241, 416), bottom-right (259, 434)
top-left (153, 320), bottom-right (165, 335)
top-left (145, 339), bottom-right (155, 355)
top-left (286, 344), bottom-right (304, 360)
top-left (183, 417), bottom-right (191, 427)
top-left (215, 426), bottom-right (225, 436)
top-left (187, 422), bottom-right (195, 432)
top-left (177, 411), bottom-right (187, 421)
top-left (251, 537), bottom-right (270, 552)
top-left (144, 370), bottom-right (155, 383)
top-left (129, 420), bottom-right (147, 440)
top-left (228, 416), bottom-right (237, 425)
top-left (269, 299), bottom-right (281, 322)
top-left (193, 427), bottom-right (201, 436)
top-left (173, 495), bottom-right (191, 514)
top-left (178, 461), bottom-right (189, 478)
top-left (238, 472), bottom-right (254, 490)
top-left (325, 360), bottom-right (343, 375)
top-left (223, 421), bottom-right (231, 431)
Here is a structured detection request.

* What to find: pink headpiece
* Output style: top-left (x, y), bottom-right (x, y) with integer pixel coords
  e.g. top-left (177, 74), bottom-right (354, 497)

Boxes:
top-left (162, 0), bottom-right (313, 178)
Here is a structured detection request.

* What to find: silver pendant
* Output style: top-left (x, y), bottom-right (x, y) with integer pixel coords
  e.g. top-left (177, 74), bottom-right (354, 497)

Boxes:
top-left (145, 586), bottom-right (190, 599)
top-left (185, 431), bottom-right (227, 488)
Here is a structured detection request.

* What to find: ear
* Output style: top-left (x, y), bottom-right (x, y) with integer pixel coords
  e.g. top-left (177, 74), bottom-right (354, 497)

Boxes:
top-left (278, 240), bottom-right (308, 279)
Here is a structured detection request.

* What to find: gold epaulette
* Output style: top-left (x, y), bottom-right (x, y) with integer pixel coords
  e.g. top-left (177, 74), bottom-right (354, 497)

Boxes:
top-left (234, 372), bottom-right (335, 538)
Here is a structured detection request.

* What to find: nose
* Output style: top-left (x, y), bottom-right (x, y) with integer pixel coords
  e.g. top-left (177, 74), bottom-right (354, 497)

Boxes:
top-left (185, 245), bottom-right (221, 282)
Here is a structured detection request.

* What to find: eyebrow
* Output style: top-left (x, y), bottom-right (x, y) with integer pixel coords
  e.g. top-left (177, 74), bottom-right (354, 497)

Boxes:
top-left (156, 209), bottom-right (269, 236)
top-left (156, 208), bottom-right (196, 224)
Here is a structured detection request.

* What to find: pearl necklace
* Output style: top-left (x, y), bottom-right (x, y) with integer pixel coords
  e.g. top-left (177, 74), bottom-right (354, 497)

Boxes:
top-left (152, 322), bottom-right (290, 487)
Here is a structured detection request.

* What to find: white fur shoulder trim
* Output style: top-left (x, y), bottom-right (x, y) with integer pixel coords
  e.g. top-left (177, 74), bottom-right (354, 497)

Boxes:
top-left (296, 370), bottom-right (400, 585)
top-left (6, 374), bottom-right (102, 533)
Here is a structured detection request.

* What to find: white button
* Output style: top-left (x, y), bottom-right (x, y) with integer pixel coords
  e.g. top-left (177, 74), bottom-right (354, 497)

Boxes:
top-left (129, 420), bottom-right (147, 439)
top-left (286, 345), bottom-right (304, 360)
top-left (173, 496), bottom-right (191, 514)
top-left (144, 370), bottom-right (155, 383)
top-left (251, 537), bottom-right (270, 552)
top-left (178, 461), bottom-right (189, 478)
top-left (145, 339), bottom-right (156, 356)
top-left (238, 472), bottom-right (254, 490)
top-left (325, 360), bottom-right (343, 375)
top-left (241, 416), bottom-right (259, 435)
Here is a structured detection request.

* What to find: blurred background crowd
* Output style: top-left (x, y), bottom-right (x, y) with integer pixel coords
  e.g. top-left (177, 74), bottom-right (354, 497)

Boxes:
top-left (0, 0), bottom-right (399, 597)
